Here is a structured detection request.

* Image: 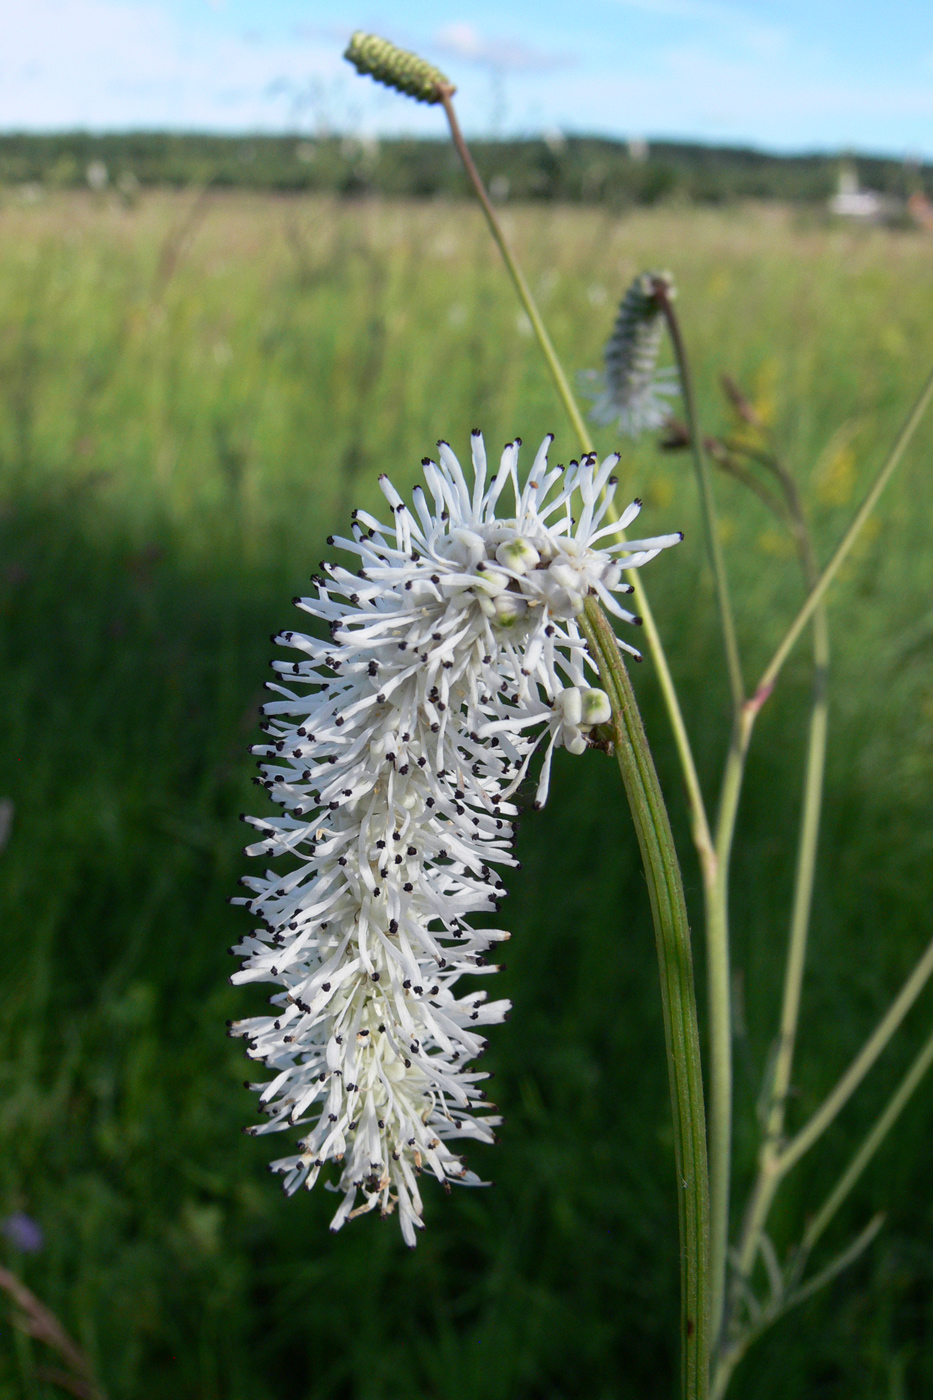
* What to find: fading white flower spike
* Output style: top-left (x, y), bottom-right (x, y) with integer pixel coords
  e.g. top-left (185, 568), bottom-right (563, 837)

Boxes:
top-left (581, 271), bottom-right (679, 437)
top-left (229, 434), bottom-right (681, 1245)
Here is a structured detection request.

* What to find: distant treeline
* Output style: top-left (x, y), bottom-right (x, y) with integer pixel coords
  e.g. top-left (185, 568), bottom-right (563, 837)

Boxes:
top-left (0, 131), bottom-right (928, 205)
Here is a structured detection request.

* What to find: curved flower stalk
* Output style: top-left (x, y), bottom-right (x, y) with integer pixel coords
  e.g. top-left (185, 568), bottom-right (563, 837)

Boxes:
top-left (229, 433), bottom-right (681, 1245)
top-left (582, 272), bottom-right (679, 436)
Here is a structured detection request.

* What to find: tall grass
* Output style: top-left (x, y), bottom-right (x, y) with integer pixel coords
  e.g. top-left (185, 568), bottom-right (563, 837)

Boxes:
top-left (1, 190), bottom-right (932, 1399)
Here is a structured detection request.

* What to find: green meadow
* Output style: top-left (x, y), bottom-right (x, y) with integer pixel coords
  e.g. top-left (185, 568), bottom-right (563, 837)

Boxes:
top-left (1, 188), bottom-right (932, 1399)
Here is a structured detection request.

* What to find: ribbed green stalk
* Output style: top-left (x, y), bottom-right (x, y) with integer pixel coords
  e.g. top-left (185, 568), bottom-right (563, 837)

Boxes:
top-left (581, 598), bottom-right (710, 1400)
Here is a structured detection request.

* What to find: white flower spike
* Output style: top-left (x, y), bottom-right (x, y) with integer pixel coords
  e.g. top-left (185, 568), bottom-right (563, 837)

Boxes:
top-left (229, 434), bottom-right (681, 1245)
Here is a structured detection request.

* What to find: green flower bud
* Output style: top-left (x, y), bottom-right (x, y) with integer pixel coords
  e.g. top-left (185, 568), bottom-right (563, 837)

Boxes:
top-left (492, 593), bottom-right (529, 628)
top-left (580, 688), bottom-right (612, 727)
top-left (495, 536), bottom-right (541, 576)
top-left (344, 32), bottom-right (454, 105)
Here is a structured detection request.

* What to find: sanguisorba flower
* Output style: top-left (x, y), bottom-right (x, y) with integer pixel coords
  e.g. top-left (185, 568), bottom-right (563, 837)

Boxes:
top-left (581, 271), bottom-right (679, 437)
top-left (229, 433), bottom-right (681, 1245)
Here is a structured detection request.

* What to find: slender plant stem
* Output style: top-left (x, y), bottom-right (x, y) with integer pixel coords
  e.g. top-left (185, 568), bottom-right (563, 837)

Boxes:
top-left (720, 366), bottom-right (933, 1371)
top-left (438, 84), bottom-right (717, 878)
top-left (630, 582), bottom-right (717, 875)
top-left (723, 945), bottom-right (933, 1393)
top-left (705, 705), bottom-right (754, 1346)
top-left (704, 872), bottom-right (732, 1354)
top-left (797, 1027), bottom-right (933, 1260)
top-left (713, 1215), bottom-right (885, 1400)
top-left (729, 1162), bottom-right (780, 1330)
top-left (712, 366), bottom-right (933, 1362)
top-left (709, 1330), bottom-right (747, 1400)
top-left (0, 1267), bottom-right (106, 1400)
top-left (787, 1213), bottom-right (886, 1308)
top-left (706, 448), bottom-right (788, 520)
top-left (753, 362), bottom-right (933, 705)
top-left (778, 929), bottom-right (933, 1175)
top-left (582, 598), bottom-right (710, 1400)
top-left (439, 89), bottom-right (593, 453)
top-left (654, 284), bottom-right (745, 1350)
top-left (655, 284), bottom-right (744, 712)
top-left (728, 498), bottom-right (830, 1313)
top-left (727, 923), bottom-right (933, 1335)
top-left (763, 568), bottom-right (828, 1159)
top-left (726, 689), bottom-right (826, 1315)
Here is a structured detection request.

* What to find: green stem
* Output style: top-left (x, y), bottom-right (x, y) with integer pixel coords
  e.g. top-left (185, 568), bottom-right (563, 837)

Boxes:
top-left (713, 1215), bottom-right (885, 1400)
top-left (718, 370), bottom-right (932, 1381)
top-left (581, 598), bottom-right (710, 1400)
top-left (707, 447), bottom-right (789, 522)
top-left (726, 923), bottom-right (933, 1353)
top-left (656, 284), bottom-right (751, 1349)
top-left (629, 581), bottom-right (717, 878)
top-left (710, 364), bottom-right (931, 1367)
top-left (656, 285), bottom-right (744, 713)
top-left (797, 1026), bottom-right (933, 1260)
top-left (787, 1213), bottom-right (885, 1307)
top-left (718, 368), bottom-right (933, 1380)
top-left (753, 363), bottom-right (933, 705)
top-left (439, 89), bottom-right (593, 453)
top-left (777, 929), bottom-right (933, 1176)
top-left (706, 706), bottom-right (754, 1347)
top-left (765, 608), bottom-right (829, 1156)
top-left (727, 508), bottom-right (830, 1320)
top-left (723, 997), bottom-right (933, 1392)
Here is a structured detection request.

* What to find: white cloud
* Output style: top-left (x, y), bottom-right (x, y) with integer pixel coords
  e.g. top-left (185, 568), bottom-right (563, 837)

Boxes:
top-left (0, 0), bottom-right (343, 129)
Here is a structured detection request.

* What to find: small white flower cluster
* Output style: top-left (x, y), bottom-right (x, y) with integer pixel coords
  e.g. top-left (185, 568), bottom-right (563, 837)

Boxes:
top-left (581, 271), bottom-right (679, 437)
top-left (229, 433), bottom-right (681, 1245)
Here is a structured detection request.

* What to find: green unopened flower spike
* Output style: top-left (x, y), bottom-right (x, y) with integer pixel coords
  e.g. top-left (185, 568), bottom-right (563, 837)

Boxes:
top-left (581, 271), bottom-right (679, 437)
top-left (344, 32), bottom-right (454, 105)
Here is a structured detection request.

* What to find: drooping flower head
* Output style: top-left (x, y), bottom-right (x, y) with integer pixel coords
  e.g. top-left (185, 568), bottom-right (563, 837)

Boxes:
top-left (229, 434), bottom-right (681, 1245)
top-left (581, 272), bottom-right (679, 437)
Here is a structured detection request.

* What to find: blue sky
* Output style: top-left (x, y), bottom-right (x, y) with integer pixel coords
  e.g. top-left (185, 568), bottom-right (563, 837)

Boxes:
top-left (2, 0), bottom-right (933, 157)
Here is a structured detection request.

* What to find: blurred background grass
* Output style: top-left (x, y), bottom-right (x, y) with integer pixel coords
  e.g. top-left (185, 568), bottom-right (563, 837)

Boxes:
top-left (0, 189), bottom-right (932, 1399)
